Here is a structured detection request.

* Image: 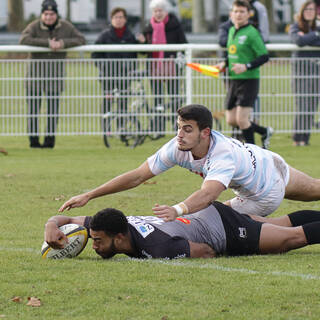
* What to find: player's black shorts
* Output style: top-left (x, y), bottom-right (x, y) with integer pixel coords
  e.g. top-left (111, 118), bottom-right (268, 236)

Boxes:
top-left (212, 201), bottom-right (263, 256)
top-left (225, 79), bottom-right (259, 110)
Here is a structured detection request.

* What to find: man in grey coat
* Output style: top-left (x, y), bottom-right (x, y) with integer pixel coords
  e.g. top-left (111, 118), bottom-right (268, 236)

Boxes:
top-left (20, 0), bottom-right (85, 148)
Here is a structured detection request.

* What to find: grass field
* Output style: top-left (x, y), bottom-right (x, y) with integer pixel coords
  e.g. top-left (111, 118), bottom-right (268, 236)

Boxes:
top-left (1, 133), bottom-right (320, 319)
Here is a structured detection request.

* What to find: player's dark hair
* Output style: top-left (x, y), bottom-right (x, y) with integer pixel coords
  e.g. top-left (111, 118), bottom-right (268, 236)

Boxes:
top-left (232, 0), bottom-right (252, 11)
top-left (110, 7), bottom-right (127, 19)
top-left (90, 208), bottom-right (129, 236)
top-left (177, 104), bottom-right (213, 130)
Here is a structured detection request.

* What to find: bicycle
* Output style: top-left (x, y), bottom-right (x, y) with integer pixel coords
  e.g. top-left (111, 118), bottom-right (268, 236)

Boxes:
top-left (101, 72), bottom-right (166, 148)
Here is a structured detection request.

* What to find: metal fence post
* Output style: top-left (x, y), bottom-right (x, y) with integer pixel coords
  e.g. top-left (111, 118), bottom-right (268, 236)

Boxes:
top-left (185, 46), bottom-right (192, 105)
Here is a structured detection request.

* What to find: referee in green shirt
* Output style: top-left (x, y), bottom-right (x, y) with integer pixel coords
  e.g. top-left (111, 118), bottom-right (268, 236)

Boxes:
top-left (216, 0), bottom-right (272, 148)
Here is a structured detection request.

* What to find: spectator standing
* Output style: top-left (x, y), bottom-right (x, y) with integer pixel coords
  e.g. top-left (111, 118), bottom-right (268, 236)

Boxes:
top-left (92, 7), bottom-right (141, 135)
top-left (216, 0), bottom-right (272, 148)
top-left (141, 0), bottom-right (187, 133)
top-left (289, 0), bottom-right (320, 146)
top-left (19, 0), bottom-right (85, 148)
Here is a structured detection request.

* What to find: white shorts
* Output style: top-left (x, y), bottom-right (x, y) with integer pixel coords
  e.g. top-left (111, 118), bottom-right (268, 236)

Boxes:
top-left (229, 153), bottom-right (290, 217)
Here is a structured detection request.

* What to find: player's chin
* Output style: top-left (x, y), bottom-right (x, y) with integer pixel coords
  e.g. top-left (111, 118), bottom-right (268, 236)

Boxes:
top-left (96, 250), bottom-right (116, 259)
top-left (177, 144), bottom-right (192, 152)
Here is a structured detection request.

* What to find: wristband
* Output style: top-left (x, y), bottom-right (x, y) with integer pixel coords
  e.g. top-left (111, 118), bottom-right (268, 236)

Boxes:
top-left (172, 202), bottom-right (189, 217)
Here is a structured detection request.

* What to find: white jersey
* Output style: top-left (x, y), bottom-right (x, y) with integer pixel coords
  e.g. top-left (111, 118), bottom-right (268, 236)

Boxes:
top-left (147, 130), bottom-right (281, 200)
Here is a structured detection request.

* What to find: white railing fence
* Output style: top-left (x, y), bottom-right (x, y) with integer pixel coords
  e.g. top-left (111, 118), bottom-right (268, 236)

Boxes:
top-left (1, 44), bottom-right (320, 139)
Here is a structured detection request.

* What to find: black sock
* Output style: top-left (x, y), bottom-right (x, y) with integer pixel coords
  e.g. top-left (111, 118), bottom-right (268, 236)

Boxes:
top-left (242, 125), bottom-right (255, 144)
top-left (288, 210), bottom-right (320, 227)
top-left (302, 222), bottom-right (320, 244)
top-left (250, 122), bottom-right (267, 135)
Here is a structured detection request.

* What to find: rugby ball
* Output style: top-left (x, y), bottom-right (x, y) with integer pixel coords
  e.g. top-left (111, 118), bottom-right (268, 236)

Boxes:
top-left (41, 224), bottom-right (88, 259)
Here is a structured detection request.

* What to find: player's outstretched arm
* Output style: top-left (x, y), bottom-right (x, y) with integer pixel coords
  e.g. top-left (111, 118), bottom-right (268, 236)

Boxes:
top-left (189, 241), bottom-right (216, 258)
top-left (59, 161), bottom-right (155, 212)
top-left (152, 180), bottom-right (225, 221)
top-left (44, 215), bottom-right (86, 249)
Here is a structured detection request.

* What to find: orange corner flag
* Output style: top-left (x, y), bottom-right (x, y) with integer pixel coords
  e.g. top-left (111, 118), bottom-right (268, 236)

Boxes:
top-left (187, 63), bottom-right (220, 78)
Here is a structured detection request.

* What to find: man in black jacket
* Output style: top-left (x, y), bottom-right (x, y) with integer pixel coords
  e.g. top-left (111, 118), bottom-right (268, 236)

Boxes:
top-left (92, 7), bottom-right (140, 134)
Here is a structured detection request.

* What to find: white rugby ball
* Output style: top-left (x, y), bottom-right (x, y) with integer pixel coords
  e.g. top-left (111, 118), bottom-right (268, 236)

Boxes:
top-left (41, 224), bottom-right (88, 259)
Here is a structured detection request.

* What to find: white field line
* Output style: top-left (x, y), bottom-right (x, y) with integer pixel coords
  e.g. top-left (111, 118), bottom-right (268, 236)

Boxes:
top-left (132, 258), bottom-right (320, 281)
top-left (0, 246), bottom-right (40, 254)
top-left (2, 246), bottom-right (319, 281)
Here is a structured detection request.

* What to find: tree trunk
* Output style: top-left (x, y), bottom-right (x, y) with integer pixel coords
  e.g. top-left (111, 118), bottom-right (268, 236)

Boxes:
top-left (259, 0), bottom-right (275, 33)
top-left (212, 0), bottom-right (220, 32)
top-left (140, 0), bottom-right (146, 30)
top-left (288, 0), bottom-right (295, 24)
top-left (7, 0), bottom-right (24, 32)
top-left (192, 0), bottom-right (207, 33)
top-left (66, 0), bottom-right (71, 21)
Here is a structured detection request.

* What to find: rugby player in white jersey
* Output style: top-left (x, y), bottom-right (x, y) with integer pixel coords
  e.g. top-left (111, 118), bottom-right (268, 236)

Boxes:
top-left (59, 104), bottom-right (320, 221)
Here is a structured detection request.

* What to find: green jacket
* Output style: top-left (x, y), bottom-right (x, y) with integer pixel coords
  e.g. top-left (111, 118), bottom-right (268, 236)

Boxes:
top-left (227, 24), bottom-right (268, 79)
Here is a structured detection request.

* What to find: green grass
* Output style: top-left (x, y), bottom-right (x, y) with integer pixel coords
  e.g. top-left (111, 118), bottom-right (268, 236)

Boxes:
top-left (1, 134), bottom-right (320, 319)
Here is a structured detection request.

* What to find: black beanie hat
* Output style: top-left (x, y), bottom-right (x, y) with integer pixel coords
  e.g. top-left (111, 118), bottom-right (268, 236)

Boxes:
top-left (41, 0), bottom-right (58, 13)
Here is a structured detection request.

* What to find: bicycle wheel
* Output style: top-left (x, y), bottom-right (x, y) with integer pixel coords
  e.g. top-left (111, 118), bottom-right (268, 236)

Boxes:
top-left (102, 113), bottom-right (112, 148)
top-left (118, 116), bottom-right (142, 148)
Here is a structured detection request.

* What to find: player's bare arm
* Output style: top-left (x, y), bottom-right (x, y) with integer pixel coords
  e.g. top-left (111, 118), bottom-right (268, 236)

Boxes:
top-left (152, 180), bottom-right (226, 221)
top-left (188, 241), bottom-right (217, 258)
top-left (59, 161), bottom-right (155, 212)
top-left (44, 215), bottom-right (86, 249)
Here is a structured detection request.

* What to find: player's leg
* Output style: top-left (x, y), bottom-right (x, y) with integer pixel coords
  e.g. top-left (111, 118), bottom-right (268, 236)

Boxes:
top-left (249, 214), bottom-right (291, 227)
top-left (258, 223), bottom-right (307, 254)
top-left (259, 220), bottom-right (320, 254)
top-left (249, 209), bottom-right (320, 227)
top-left (225, 80), bottom-right (238, 128)
top-left (225, 108), bottom-right (238, 127)
top-left (285, 166), bottom-right (320, 201)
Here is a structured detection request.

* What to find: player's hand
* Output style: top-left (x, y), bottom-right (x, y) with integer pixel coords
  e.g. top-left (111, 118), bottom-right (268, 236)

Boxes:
top-left (231, 63), bottom-right (247, 74)
top-left (152, 204), bottom-right (178, 222)
top-left (215, 61), bottom-right (226, 72)
top-left (58, 193), bottom-right (90, 212)
top-left (44, 221), bottom-right (68, 249)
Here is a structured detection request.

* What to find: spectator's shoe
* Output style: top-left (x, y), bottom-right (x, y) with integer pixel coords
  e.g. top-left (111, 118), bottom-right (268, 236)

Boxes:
top-left (30, 137), bottom-right (41, 148)
top-left (42, 136), bottom-right (55, 148)
top-left (261, 127), bottom-right (273, 149)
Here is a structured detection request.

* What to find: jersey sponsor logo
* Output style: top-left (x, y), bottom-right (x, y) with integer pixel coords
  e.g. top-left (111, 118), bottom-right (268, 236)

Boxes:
top-left (176, 217), bottom-right (191, 225)
top-left (229, 44), bottom-right (237, 54)
top-left (128, 216), bottom-right (155, 238)
top-left (238, 35), bottom-right (247, 44)
top-left (244, 145), bottom-right (257, 170)
top-left (238, 227), bottom-right (247, 239)
top-left (135, 216), bottom-right (165, 225)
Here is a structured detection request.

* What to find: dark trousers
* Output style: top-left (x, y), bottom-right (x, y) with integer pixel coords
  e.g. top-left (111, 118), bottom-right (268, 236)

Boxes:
top-left (292, 60), bottom-right (320, 144)
top-left (26, 80), bottom-right (61, 139)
